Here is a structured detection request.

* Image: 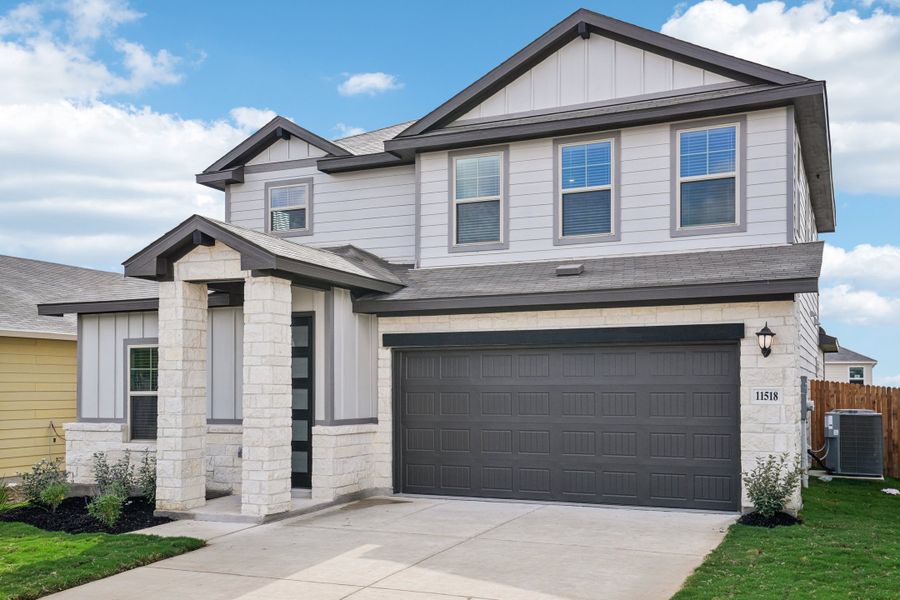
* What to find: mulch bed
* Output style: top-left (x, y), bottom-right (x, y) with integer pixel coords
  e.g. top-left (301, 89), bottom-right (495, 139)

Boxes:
top-left (0, 496), bottom-right (172, 534)
top-left (738, 511), bottom-right (802, 528)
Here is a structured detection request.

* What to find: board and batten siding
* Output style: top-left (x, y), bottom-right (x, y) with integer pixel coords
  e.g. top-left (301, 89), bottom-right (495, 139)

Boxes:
top-left (79, 309), bottom-right (244, 422)
top-left (0, 336), bottom-right (75, 476)
top-left (246, 137), bottom-right (327, 165)
top-left (453, 34), bottom-right (735, 124)
top-left (420, 107), bottom-right (791, 268)
top-left (228, 164), bottom-right (416, 264)
top-left (332, 289), bottom-right (377, 421)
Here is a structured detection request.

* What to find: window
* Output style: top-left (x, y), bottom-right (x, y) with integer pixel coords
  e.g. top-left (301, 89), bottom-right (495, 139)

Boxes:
top-left (452, 152), bottom-right (503, 247)
top-left (128, 345), bottom-right (158, 440)
top-left (268, 181), bottom-right (311, 234)
top-left (849, 367), bottom-right (865, 385)
top-left (559, 139), bottom-right (614, 238)
top-left (676, 124), bottom-right (739, 229)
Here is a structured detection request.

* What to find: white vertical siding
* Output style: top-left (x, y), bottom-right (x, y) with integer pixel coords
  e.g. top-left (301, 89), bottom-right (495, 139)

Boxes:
top-left (454, 35), bottom-right (737, 123)
top-left (419, 107), bottom-right (790, 268)
top-left (207, 307), bottom-right (243, 421)
top-left (332, 289), bottom-right (377, 421)
top-left (228, 164), bottom-right (416, 263)
top-left (246, 137), bottom-right (328, 165)
top-left (78, 311), bottom-right (158, 420)
top-left (291, 287), bottom-right (326, 421)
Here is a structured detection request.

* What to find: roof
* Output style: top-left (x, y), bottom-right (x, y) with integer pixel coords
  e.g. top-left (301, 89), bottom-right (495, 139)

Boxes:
top-left (0, 255), bottom-right (156, 337)
top-left (819, 327), bottom-right (840, 353)
top-left (825, 347), bottom-right (877, 365)
top-left (332, 121), bottom-right (417, 155)
top-left (355, 242), bottom-right (824, 314)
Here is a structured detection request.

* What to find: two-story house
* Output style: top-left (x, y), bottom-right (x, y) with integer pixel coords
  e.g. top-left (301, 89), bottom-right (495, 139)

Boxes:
top-left (40, 9), bottom-right (833, 518)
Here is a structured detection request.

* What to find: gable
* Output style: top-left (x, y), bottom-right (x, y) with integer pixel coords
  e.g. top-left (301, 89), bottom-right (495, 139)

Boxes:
top-left (245, 136), bottom-right (329, 166)
top-left (452, 35), bottom-right (738, 124)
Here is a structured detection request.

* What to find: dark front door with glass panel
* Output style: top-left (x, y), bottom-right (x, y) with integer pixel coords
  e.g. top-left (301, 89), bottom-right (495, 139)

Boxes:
top-left (291, 314), bottom-right (314, 488)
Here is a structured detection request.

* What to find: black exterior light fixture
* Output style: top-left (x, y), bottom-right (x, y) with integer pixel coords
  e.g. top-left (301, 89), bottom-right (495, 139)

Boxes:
top-left (756, 322), bottom-right (776, 358)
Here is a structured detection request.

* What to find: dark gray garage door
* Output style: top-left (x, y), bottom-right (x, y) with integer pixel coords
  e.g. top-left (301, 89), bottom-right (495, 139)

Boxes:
top-left (398, 343), bottom-right (741, 511)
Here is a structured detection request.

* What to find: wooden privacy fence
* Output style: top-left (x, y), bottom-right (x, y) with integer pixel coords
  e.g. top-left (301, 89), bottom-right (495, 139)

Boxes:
top-left (809, 380), bottom-right (900, 478)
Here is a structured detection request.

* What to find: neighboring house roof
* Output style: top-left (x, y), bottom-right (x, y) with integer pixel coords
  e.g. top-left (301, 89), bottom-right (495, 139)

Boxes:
top-left (824, 347), bottom-right (877, 365)
top-left (818, 327), bottom-right (840, 353)
top-left (355, 242), bottom-right (824, 314)
top-left (0, 254), bottom-right (156, 338)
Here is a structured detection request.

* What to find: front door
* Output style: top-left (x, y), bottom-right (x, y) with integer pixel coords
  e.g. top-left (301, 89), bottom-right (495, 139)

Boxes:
top-left (290, 313), bottom-right (314, 488)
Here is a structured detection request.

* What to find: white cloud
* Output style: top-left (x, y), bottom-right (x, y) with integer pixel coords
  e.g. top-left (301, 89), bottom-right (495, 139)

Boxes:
top-left (337, 72), bottom-right (402, 96)
top-left (662, 0), bottom-right (900, 194)
top-left (229, 106), bottom-right (277, 132)
top-left (821, 284), bottom-right (900, 325)
top-left (65, 0), bottom-right (141, 41)
top-left (822, 243), bottom-right (900, 290)
top-left (879, 373), bottom-right (900, 386)
top-left (333, 122), bottom-right (365, 137)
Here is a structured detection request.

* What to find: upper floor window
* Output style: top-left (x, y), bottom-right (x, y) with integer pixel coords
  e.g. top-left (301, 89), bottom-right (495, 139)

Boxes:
top-left (849, 367), bottom-right (865, 385)
top-left (128, 345), bottom-right (158, 441)
top-left (452, 151), bottom-right (505, 249)
top-left (559, 139), bottom-right (614, 238)
top-left (267, 179), bottom-right (313, 235)
top-left (676, 123), bottom-right (739, 229)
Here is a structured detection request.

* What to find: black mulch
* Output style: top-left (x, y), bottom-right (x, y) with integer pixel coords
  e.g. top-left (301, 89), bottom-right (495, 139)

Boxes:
top-left (738, 511), bottom-right (802, 528)
top-left (0, 496), bottom-right (172, 534)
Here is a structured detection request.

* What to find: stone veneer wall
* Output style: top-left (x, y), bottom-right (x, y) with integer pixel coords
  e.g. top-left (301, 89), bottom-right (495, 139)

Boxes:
top-left (310, 423), bottom-right (380, 501)
top-left (374, 300), bottom-right (804, 511)
top-left (64, 422), bottom-right (243, 493)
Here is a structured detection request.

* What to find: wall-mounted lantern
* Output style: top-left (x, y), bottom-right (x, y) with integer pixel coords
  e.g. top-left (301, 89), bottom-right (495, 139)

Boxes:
top-left (756, 322), bottom-right (776, 358)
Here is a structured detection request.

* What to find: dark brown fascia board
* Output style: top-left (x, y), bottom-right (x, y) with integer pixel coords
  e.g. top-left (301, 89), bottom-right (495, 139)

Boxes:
top-left (195, 166), bottom-right (245, 191)
top-left (203, 116), bottom-right (351, 174)
top-left (37, 292), bottom-right (242, 317)
top-left (387, 81), bottom-right (824, 155)
top-left (317, 152), bottom-right (414, 174)
top-left (353, 277), bottom-right (819, 316)
top-left (399, 8), bottom-right (807, 138)
top-left (122, 214), bottom-right (403, 293)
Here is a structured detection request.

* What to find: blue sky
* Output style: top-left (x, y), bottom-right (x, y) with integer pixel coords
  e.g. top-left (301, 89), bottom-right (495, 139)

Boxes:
top-left (0, 0), bottom-right (898, 382)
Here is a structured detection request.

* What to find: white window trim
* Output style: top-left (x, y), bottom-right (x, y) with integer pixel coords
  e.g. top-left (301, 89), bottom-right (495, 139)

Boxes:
top-left (675, 121), bottom-right (741, 231)
top-left (557, 137), bottom-right (616, 239)
top-left (127, 343), bottom-right (158, 441)
top-left (451, 151), bottom-right (505, 248)
top-left (848, 366), bottom-right (865, 383)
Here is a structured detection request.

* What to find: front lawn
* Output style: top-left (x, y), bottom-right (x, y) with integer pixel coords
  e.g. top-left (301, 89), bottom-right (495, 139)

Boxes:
top-left (0, 521), bottom-right (203, 600)
top-left (675, 477), bottom-right (900, 600)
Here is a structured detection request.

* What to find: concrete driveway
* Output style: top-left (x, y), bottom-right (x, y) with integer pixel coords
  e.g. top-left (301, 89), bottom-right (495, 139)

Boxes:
top-left (47, 497), bottom-right (735, 600)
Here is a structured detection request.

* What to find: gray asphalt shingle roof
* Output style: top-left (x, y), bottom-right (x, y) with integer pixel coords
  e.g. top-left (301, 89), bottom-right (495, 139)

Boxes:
top-left (367, 242), bottom-right (824, 303)
top-left (825, 347), bottom-right (877, 364)
top-left (332, 121), bottom-right (417, 155)
top-left (0, 255), bottom-right (157, 336)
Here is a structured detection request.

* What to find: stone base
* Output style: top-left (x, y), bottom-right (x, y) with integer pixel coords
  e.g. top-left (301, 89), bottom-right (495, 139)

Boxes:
top-left (311, 423), bottom-right (379, 501)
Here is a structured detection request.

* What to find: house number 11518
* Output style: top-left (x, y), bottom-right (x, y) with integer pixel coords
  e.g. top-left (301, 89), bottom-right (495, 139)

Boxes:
top-left (751, 388), bottom-right (782, 404)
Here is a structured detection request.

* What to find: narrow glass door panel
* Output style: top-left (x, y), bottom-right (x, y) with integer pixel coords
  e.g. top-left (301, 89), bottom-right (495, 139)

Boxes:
top-left (291, 314), bottom-right (313, 488)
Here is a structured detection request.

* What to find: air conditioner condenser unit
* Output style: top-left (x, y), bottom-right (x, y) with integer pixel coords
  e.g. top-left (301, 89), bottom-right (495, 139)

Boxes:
top-left (823, 409), bottom-right (884, 477)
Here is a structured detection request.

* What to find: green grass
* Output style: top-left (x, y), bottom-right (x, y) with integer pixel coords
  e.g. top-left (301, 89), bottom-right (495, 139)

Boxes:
top-left (0, 521), bottom-right (203, 600)
top-left (675, 477), bottom-right (900, 600)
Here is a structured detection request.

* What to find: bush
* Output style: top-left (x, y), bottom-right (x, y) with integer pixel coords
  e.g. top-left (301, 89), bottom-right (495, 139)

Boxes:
top-left (136, 453), bottom-right (156, 503)
top-left (87, 493), bottom-right (126, 528)
top-left (92, 451), bottom-right (134, 497)
top-left (743, 453), bottom-right (802, 518)
top-left (19, 459), bottom-right (69, 507)
top-left (39, 482), bottom-right (69, 512)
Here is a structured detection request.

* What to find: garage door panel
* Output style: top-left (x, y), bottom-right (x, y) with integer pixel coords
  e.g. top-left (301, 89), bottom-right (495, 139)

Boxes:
top-left (399, 343), bottom-right (740, 510)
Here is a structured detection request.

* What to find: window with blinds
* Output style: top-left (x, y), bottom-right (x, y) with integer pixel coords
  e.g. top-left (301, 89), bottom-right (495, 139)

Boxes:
top-left (129, 346), bottom-right (158, 440)
top-left (560, 140), bottom-right (613, 237)
top-left (677, 125), bottom-right (738, 228)
top-left (453, 153), bottom-right (502, 245)
top-left (270, 184), bottom-right (309, 232)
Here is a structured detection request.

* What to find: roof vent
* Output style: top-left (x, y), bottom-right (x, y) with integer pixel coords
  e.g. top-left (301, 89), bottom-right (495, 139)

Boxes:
top-left (556, 263), bottom-right (584, 277)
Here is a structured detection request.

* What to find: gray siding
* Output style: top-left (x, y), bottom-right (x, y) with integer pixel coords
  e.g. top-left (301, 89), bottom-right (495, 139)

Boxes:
top-left (454, 35), bottom-right (735, 124)
top-left (291, 287), bottom-right (327, 421)
top-left (792, 120), bottom-right (817, 243)
top-left (420, 107), bottom-right (791, 268)
top-left (79, 309), bottom-right (243, 421)
top-left (246, 137), bottom-right (327, 165)
top-left (207, 307), bottom-right (243, 421)
top-left (79, 312), bottom-right (158, 421)
top-left (796, 292), bottom-right (821, 380)
top-left (332, 288), bottom-right (377, 421)
top-left (228, 164), bottom-right (416, 263)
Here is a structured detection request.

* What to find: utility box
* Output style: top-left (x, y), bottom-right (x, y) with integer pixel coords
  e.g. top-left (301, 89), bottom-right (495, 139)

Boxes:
top-left (824, 409), bottom-right (884, 477)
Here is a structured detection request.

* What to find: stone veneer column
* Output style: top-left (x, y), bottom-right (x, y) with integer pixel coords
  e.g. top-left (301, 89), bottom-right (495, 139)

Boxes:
top-left (241, 275), bottom-right (293, 517)
top-left (156, 280), bottom-right (208, 511)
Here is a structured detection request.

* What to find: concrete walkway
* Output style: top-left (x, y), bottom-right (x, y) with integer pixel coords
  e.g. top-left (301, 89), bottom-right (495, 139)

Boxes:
top-left (46, 497), bottom-right (736, 600)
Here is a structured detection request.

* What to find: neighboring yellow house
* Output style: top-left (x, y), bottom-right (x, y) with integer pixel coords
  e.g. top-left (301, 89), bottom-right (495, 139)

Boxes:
top-left (0, 255), bottom-right (133, 478)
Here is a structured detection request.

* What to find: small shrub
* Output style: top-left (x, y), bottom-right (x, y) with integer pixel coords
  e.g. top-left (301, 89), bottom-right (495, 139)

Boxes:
top-left (0, 478), bottom-right (10, 510)
top-left (87, 493), bottom-right (126, 528)
top-left (19, 459), bottom-right (69, 506)
top-left (92, 451), bottom-right (134, 497)
top-left (743, 453), bottom-right (802, 518)
top-left (39, 482), bottom-right (69, 512)
top-left (136, 453), bottom-right (156, 503)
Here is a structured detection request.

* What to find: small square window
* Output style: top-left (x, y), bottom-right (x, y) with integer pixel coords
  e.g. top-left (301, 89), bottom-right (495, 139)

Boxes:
top-left (268, 182), bottom-right (310, 233)
top-left (849, 367), bottom-right (865, 384)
